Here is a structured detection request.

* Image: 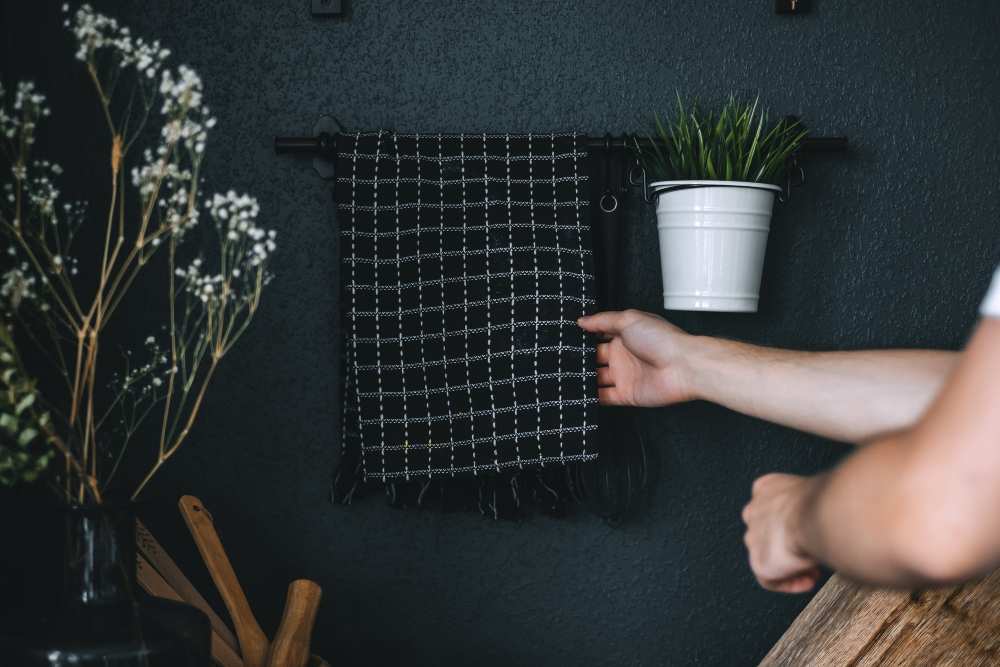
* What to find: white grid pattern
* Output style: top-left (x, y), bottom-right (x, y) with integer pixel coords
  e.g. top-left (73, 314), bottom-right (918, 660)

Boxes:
top-left (347, 247), bottom-right (591, 265)
top-left (337, 132), bottom-right (598, 481)
top-left (357, 372), bottom-right (594, 398)
top-left (337, 201), bottom-right (589, 212)
top-left (346, 224), bottom-right (591, 238)
top-left (460, 135), bottom-right (476, 475)
top-left (351, 319), bottom-right (583, 344)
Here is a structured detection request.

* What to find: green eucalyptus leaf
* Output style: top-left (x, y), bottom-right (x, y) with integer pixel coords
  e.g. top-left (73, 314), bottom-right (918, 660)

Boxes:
top-left (0, 322), bottom-right (55, 486)
top-left (18, 428), bottom-right (38, 446)
top-left (15, 393), bottom-right (35, 415)
top-left (0, 413), bottom-right (16, 433)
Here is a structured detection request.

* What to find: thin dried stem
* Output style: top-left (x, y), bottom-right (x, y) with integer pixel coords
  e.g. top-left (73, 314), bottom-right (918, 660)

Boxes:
top-left (1, 7), bottom-right (272, 504)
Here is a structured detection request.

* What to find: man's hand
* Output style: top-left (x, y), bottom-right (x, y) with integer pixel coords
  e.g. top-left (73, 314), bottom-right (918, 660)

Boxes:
top-left (577, 310), bottom-right (694, 407)
top-left (742, 473), bottom-right (823, 593)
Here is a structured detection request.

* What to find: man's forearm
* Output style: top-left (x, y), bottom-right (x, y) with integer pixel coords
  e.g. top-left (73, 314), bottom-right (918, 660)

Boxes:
top-left (683, 337), bottom-right (958, 444)
top-left (792, 436), bottom-right (927, 586)
top-left (791, 319), bottom-right (1000, 587)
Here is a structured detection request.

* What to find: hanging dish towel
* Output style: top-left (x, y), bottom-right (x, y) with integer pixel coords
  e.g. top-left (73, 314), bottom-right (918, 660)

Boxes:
top-left (333, 132), bottom-right (599, 515)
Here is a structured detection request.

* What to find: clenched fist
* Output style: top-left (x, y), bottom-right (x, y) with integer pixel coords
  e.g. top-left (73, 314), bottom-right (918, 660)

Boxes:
top-left (742, 473), bottom-right (823, 593)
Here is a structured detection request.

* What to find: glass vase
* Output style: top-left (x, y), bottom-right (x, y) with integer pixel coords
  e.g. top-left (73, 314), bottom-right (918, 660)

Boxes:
top-left (0, 499), bottom-right (211, 666)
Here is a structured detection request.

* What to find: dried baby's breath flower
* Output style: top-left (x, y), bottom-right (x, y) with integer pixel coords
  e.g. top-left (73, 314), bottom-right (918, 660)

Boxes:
top-left (0, 4), bottom-right (275, 499)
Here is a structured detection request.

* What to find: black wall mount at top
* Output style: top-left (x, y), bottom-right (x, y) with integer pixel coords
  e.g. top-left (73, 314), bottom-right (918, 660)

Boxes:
top-left (775, 0), bottom-right (810, 14)
top-left (312, 0), bottom-right (343, 16)
top-left (274, 116), bottom-right (848, 202)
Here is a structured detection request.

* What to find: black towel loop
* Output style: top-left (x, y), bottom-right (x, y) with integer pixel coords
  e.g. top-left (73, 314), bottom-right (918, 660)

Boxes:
top-left (600, 134), bottom-right (618, 213)
top-left (619, 135), bottom-right (631, 196)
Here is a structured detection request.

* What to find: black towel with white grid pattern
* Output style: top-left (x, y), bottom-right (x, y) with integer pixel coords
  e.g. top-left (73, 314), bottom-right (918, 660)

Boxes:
top-left (335, 132), bottom-right (598, 496)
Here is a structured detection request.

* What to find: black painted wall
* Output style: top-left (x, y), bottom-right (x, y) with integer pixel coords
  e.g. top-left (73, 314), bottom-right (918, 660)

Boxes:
top-left (4, 1), bottom-right (1000, 665)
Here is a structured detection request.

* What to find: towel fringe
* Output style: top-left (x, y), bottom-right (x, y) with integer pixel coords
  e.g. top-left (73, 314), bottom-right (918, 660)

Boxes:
top-left (331, 457), bottom-right (569, 520)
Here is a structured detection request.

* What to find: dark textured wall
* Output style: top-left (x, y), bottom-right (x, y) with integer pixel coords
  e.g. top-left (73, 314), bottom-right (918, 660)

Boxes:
top-left (4, 1), bottom-right (1000, 665)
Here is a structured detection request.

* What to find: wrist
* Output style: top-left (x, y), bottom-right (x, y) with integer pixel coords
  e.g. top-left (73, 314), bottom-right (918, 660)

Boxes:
top-left (678, 334), bottom-right (740, 404)
top-left (787, 474), bottom-right (828, 561)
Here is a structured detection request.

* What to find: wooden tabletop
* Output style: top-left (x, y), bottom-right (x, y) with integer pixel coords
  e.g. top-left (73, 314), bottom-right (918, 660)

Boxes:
top-left (759, 568), bottom-right (1000, 666)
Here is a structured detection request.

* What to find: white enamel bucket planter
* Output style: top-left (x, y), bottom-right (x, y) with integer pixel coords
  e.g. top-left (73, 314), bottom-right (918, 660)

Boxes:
top-left (651, 180), bottom-right (781, 313)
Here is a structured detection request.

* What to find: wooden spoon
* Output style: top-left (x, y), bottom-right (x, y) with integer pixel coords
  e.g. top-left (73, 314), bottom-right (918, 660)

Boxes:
top-left (179, 495), bottom-right (332, 667)
top-left (265, 579), bottom-right (322, 667)
top-left (179, 495), bottom-right (270, 667)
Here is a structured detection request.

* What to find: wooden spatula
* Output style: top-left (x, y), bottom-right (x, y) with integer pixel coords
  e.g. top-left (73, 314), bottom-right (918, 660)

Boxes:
top-left (179, 495), bottom-right (271, 667)
top-left (136, 551), bottom-right (245, 667)
top-left (136, 518), bottom-right (241, 657)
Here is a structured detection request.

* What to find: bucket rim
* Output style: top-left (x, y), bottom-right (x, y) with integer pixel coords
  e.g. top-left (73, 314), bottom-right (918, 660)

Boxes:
top-left (649, 180), bottom-right (782, 194)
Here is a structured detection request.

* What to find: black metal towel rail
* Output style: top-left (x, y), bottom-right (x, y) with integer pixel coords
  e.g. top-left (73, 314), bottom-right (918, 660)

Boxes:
top-left (273, 132), bottom-right (848, 162)
top-left (274, 117), bottom-right (847, 200)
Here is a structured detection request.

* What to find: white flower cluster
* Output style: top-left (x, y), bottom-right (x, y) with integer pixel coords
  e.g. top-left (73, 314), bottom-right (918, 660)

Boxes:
top-left (158, 67), bottom-right (215, 157)
top-left (158, 183), bottom-right (199, 235)
top-left (130, 147), bottom-right (201, 237)
top-left (112, 336), bottom-right (170, 397)
top-left (53, 254), bottom-right (79, 277)
top-left (173, 193), bottom-right (276, 307)
top-left (65, 3), bottom-right (170, 80)
top-left (67, 3), bottom-right (120, 61)
top-left (0, 91), bottom-right (15, 143)
top-left (0, 82), bottom-right (50, 144)
top-left (18, 161), bottom-right (64, 221)
top-left (67, 2), bottom-right (216, 241)
top-left (60, 199), bottom-right (87, 231)
top-left (161, 115), bottom-right (213, 155)
top-left (207, 191), bottom-right (275, 266)
top-left (13, 82), bottom-right (48, 114)
top-left (160, 66), bottom-right (203, 114)
top-left (175, 257), bottom-right (223, 304)
top-left (0, 265), bottom-right (37, 311)
top-left (131, 148), bottom-right (192, 198)
top-left (124, 49), bottom-right (215, 238)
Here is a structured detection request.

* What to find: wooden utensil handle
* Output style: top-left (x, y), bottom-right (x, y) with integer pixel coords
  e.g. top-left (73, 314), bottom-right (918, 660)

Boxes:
top-left (136, 552), bottom-right (245, 667)
top-left (266, 579), bottom-right (323, 667)
top-left (179, 495), bottom-right (271, 667)
top-left (136, 518), bottom-right (241, 657)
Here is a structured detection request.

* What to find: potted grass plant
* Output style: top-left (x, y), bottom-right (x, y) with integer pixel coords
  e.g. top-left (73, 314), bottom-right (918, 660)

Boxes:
top-left (638, 95), bottom-right (807, 312)
top-left (0, 4), bottom-right (276, 664)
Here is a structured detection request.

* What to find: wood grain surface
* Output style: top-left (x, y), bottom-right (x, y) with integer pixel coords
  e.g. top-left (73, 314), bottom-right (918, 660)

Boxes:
top-left (135, 518), bottom-right (241, 657)
top-left (759, 568), bottom-right (1000, 667)
top-left (266, 579), bottom-right (323, 667)
top-left (136, 551), bottom-right (245, 667)
top-left (179, 495), bottom-right (271, 667)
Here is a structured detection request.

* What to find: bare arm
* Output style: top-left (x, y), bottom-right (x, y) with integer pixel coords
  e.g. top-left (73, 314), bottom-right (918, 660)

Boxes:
top-left (579, 309), bottom-right (1000, 591)
top-left (783, 318), bottom-right (1000, 587)
top-left (689, 340), bottom-right (957, 445)
top-left (578, 310), bottom-right (958, 445)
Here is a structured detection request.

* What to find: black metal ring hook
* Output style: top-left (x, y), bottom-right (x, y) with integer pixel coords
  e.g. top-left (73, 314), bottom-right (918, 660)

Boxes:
top-left (629, 164), bottom-right (644, 187)
top-left (791, 160), bottom-right (806, 188)
top-left (778, 156), bottom-right (807, 203)
top-left (599, 193), bottom-right (618, 212)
